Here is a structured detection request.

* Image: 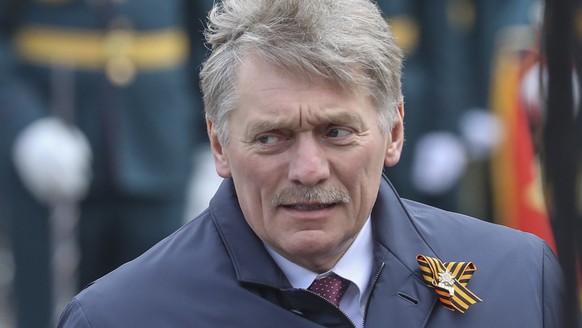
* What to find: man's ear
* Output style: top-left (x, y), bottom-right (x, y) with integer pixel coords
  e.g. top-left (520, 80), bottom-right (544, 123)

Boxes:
top-left (207, 119), bottom-right (232, 178)
top-left (384, 102), bottom-right (405, 167)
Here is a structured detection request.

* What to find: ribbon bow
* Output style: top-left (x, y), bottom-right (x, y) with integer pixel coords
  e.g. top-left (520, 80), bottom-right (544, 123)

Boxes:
top-left (417, 254), bottom-right (482, 313)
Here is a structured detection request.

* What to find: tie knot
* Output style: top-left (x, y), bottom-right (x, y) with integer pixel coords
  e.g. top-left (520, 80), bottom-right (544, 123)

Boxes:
top-left (307, 273), bottom-right (350, 307)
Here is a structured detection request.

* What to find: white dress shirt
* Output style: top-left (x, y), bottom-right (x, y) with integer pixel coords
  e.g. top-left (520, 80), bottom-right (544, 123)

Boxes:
top-left (266, 218), bottom-right (374, 327)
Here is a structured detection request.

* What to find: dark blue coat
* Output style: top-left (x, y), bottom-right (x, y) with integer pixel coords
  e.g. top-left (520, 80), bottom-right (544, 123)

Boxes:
top-left (57, 177), bottom-right (564, 327)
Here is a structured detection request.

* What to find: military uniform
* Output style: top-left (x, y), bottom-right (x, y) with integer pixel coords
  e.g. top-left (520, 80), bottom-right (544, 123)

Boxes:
top-left (376, 0), bottom-right (537, 215)
top-left (0, 1), bottom-right (211, 327)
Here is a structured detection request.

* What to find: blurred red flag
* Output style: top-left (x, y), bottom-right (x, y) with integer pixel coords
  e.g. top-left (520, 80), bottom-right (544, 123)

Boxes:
top-left (490, 28), bottom-right (557, 253)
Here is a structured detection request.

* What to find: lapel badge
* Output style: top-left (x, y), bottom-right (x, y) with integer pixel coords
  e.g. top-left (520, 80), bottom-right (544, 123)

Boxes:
top-left (417, 254), bottom-right (482, 313)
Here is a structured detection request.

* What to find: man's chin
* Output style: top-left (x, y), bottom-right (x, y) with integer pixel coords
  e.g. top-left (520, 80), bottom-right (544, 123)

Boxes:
top-left (278, 232), bottom-right (346, 271)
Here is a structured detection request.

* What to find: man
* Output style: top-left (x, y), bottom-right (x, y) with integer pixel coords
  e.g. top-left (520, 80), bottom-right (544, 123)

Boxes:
top-left (57, 0), bottom-right (564, 327)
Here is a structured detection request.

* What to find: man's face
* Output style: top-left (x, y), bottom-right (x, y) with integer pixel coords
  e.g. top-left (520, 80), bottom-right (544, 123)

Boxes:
top-left (208, 56), bottom-right (404, 272)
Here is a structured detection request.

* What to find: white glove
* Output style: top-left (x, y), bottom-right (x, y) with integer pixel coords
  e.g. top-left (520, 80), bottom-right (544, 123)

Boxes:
top-left (13, 117), bottom-right (92, 205)
top-left (411, 132), bottom-right (468, 195)
top-left (458, 108), bottom-right (504, 161)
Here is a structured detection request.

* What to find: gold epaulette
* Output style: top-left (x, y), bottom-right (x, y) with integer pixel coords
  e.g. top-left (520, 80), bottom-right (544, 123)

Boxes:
top-left (15, 26), bottom-right (189, 85)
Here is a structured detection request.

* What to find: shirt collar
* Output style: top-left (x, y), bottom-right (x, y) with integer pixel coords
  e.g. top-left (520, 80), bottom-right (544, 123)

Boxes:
top-left (266, 218), bottom-right (374, 302)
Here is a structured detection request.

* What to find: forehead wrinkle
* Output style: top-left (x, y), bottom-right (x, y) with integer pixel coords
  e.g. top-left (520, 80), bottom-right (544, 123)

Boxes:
top-left (245, 120), bottom-right (280, 136)
top-left (244, 104), bottom-right (368, 138)
top-left (305, 106), bottom-right (366, 129)
top-left (245, 114), bottom-right (297, 137)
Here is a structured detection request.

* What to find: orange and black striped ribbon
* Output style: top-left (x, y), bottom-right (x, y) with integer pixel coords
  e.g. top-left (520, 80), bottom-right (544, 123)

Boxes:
top-left (417, 254), bottom-right (482, 313)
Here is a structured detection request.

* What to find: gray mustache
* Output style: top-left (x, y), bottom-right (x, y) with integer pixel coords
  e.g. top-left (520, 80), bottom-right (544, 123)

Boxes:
top-left (272, 185), bottom-right (350, 206)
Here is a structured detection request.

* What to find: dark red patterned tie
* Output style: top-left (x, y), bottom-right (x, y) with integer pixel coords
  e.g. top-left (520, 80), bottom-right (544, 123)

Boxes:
top-left (308, 273), bottom-right (350, 307)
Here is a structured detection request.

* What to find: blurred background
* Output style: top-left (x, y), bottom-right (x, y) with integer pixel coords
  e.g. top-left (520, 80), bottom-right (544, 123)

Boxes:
top-left (0, 0), bottom-right (580, 327)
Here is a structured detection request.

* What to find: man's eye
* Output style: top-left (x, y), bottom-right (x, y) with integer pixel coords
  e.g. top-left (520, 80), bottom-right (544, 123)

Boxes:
top-left (326, 127), bottom-right (352, 138)
top-left (257, 135), bottom-right (280, 144)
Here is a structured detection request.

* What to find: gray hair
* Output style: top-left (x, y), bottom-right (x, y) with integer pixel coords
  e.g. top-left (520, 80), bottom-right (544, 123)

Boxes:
top-left (200, 0), bottom-right (403, 145)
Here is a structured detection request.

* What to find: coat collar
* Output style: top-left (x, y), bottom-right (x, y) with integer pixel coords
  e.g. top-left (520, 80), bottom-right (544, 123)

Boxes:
top-left (372, 174), bottom-right (439, 276)
top-left (208, 178), bottom-right (290, 288)
top-left (364, 176), bottom-right (438, 327)
top-left (209, 176), bottom-right (438, 327)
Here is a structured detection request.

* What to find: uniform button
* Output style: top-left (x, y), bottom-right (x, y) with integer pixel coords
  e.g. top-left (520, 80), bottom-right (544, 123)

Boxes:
top-left (106, 56), bottom-right (136, 86)
top-left (104, 23), bottom-right (135, 86)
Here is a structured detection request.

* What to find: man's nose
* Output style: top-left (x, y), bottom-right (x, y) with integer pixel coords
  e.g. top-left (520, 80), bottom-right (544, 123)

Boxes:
top-left (288, 135), bottom-right (330, 186)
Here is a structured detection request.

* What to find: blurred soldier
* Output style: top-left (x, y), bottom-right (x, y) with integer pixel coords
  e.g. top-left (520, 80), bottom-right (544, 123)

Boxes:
top-left (0, 1), bottom-right (211, 327)
top-left (377, 0), bottom-right (538, 215)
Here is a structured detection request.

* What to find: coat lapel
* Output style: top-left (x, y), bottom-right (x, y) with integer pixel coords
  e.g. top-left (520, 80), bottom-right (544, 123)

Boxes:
top-left (364, 176), bottom-right (439, 327)
top-left (208, 178), bottom-right (289, 288)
